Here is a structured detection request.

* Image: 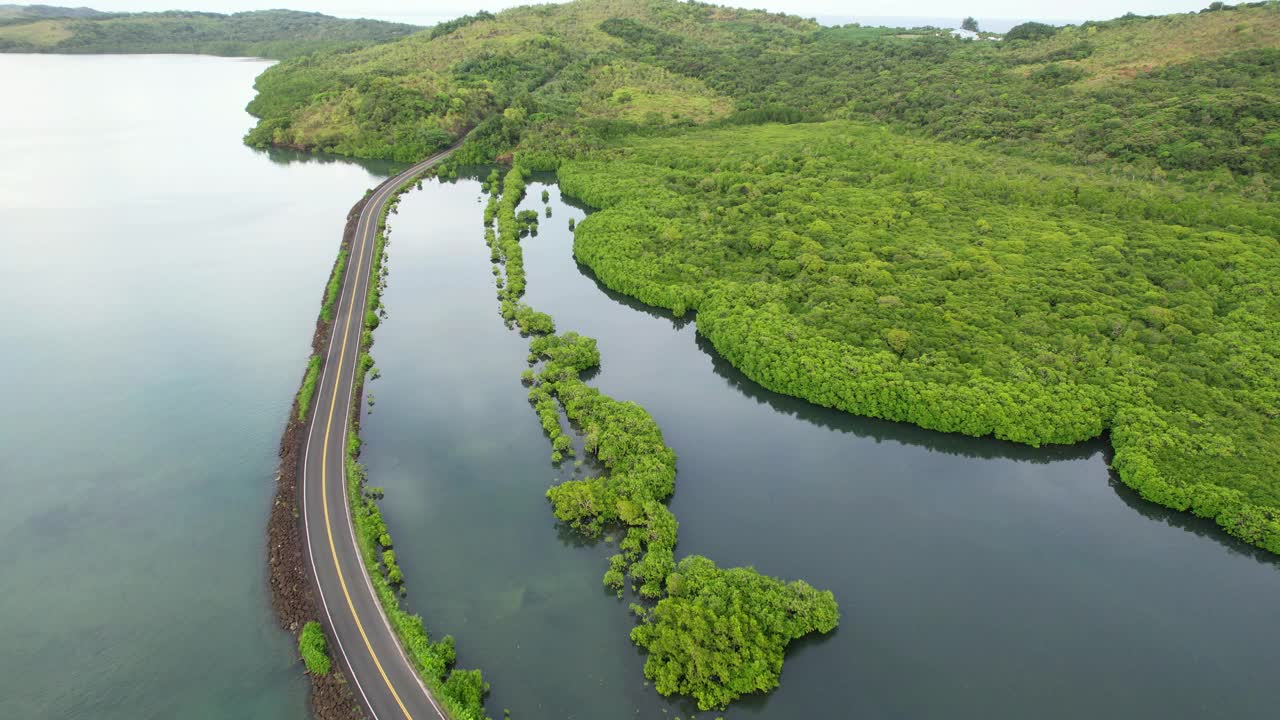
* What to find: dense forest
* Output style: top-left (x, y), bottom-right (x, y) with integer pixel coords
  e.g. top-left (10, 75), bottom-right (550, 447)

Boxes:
top-left (246, 0), bottom-right (1280, 189)
top-left (241, 0), bottom-right (1280, 712)
top-left (557, 120), bottom-right (1280, 553)
top-left (0, 8), bottom-right (418, 58)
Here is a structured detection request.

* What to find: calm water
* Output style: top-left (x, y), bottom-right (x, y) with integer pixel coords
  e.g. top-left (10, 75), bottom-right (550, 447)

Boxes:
top-left (0, 55), bottom-right (399, 718)
top-left (365, 173), bottom-right (1280, 719)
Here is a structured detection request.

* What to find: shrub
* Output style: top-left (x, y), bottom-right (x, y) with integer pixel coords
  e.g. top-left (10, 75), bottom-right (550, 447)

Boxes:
top-left (299, 621), bottom-right (331, 676)
top-left (296, 355), bottom-right (322, 421)
top-left (320, 250), bottom-right (348, 323)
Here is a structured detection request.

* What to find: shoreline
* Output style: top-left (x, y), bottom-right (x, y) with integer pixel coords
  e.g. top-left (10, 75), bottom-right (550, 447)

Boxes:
top-left (267, 191), bottom-right (372, 720)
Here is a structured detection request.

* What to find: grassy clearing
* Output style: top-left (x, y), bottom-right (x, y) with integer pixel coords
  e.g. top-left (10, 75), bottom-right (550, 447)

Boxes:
top-left (575, 61), bottom-right (733, 124)
top-left (0, 19), bottom-right (72, 46)
top-left (488, 166), bottom-right (837, 711)
top-left (558, 119), bottom-right (1280, 553)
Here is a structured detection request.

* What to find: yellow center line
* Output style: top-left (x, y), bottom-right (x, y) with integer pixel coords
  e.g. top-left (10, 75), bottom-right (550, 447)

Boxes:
top-left (321, 182), bottom-right (414, 720)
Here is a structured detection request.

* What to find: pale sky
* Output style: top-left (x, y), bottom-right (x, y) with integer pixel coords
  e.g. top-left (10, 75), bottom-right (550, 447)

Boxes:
top-left (68, 0), bottom-right (1222, 26)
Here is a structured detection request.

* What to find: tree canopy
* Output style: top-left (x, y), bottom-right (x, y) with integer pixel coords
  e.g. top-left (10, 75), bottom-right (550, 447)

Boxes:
top-left (630, 556), bottom-right (839, 711)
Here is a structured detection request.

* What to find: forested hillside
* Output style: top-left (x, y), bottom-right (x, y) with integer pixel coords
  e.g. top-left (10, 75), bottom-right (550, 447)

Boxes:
top-left (0, 4), bottom-right (106, 21)
top-left (244, 1), bottom-right (804, 160)
top-left (0, 8), bottom-right (418, 58)
top-left (246, 0), bottom-right (1280, 187)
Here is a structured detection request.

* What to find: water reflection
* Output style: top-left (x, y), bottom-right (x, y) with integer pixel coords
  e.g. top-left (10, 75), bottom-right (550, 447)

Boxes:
top-left (1104, 459), bottom-right (1280, 568)
top-left (695, 329), bottom-right (1102, 462)
top-left (255, 145), bottom-right (406, 176)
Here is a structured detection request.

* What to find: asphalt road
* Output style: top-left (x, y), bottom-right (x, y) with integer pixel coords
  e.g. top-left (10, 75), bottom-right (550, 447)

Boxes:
top-left (301, 149), bottom-right (455, 720)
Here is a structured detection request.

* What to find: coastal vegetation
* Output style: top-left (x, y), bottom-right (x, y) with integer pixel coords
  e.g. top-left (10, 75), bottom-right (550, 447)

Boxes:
top-left (298, 621), bottom-right (331, 676)
top-left (344, 428), bottom-right (490, 719)
top-left (481, 164), bottom-right (839, 709)
top-left (296, 355), bottom-right (321, 422)
top-left (0, 8), bottom-right (417, 58)
top-left (554, 120), bottom-right (1280, 552)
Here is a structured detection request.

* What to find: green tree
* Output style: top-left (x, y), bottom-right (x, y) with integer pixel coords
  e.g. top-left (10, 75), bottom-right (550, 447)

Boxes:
top-left (1004, 21), bottom-right (1057, 41)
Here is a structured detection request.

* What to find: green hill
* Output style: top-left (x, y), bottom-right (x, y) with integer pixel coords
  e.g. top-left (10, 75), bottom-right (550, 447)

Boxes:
top-left (0, 4), bottom-right (108, 21)
top-left (0, 7), bottom-right (419, 58)
top-left (245, 0), bottom-right (1280, 181)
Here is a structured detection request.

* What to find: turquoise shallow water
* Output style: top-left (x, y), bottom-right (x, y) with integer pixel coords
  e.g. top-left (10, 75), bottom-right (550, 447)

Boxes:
top-left (361, 173), bottom-right (1280, 719)
top-left (0, 54), bottom-right (397, 719)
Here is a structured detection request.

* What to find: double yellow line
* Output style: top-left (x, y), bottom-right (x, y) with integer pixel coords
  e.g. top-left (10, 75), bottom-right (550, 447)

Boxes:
top-left (319, 177), bottom-right (413, 719)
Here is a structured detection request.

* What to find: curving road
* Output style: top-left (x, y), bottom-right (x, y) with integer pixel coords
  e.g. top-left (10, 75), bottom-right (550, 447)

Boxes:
top-left (301, 149), bottom-right (455, 720)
